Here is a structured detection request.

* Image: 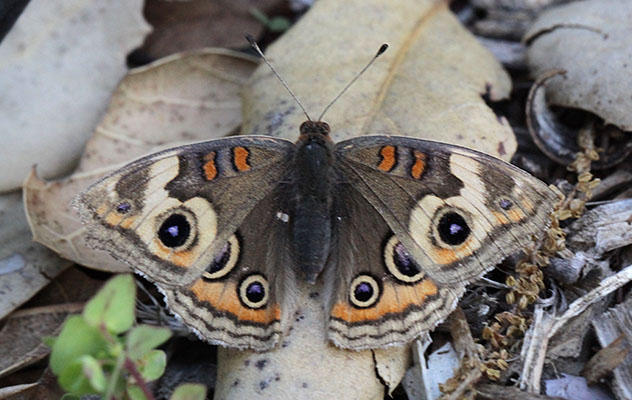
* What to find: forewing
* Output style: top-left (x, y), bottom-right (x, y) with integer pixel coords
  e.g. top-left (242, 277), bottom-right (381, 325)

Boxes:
top-left (335, 135), bottom-right (556, 286)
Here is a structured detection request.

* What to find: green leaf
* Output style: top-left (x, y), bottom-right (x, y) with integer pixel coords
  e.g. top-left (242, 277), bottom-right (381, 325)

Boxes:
top-left (60, 393), bottom-right (80, 400)
top-left (249, 8), bottom-right (270, 25)
top-left (126, 325), bottom-right (171, 360)
top-left (170, 384), bottom-right (207, 400)
top-left (49, 316), bottom-right (108, 374)
top-left (267, 17), bottom-right (291, 32)
top-left (42, 335), bottom-right (57, 348)
top-left (83, 274), bottom-right (136, 334)
top-left (127, 384), bottom-right (148, 400)
top-left (58, 357), bottom-right (98, 395)
top-left (136, 349), bottom-right (167, 381)
top-left (81, 355), bottom-right (107, 392)
top-left (249, 8), bottom-right (290, 32)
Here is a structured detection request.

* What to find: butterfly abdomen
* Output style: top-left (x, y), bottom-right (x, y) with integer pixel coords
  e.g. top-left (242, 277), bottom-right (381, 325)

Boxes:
top-left (291, 131), bottom-right (335, 284)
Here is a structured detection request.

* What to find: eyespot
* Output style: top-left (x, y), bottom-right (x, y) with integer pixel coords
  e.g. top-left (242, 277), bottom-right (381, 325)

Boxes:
top-left (116, 201), bottom-right (132, 214)
top-left (499, 198), bottom-right (513, 210)
top-left (436, 211), bottom-right (471, 246)
top-left (238, 274), bottom-right (269, 309)
top-left (156, 209), bottom-right (197, 249)
top-left (203, 234), bottom-right (240, 280)
top-left (349, 274), bottom-right (381, 308)
top-left (384, 236), bottom-right (424, 283)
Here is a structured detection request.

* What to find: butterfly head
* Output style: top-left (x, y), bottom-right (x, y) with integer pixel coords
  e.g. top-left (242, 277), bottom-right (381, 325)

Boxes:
top-left (298, 120), bottom-right (332, 143)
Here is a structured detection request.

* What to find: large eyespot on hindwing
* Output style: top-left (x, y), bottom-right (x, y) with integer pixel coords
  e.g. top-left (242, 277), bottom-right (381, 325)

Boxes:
top-left (238, 274), bottom-right (269, 309)
top-left (384, 235), bottom-right (424, 283)
top-left (349, 274), bottom-right (381, 308)
top-left (202, 234), bottom-right (240, 280)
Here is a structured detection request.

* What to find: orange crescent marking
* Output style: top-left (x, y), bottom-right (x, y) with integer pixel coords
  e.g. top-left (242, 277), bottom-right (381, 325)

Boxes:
top-left (170, 250), bottom-right (195, 268)
top-left (233, 147), bottom-right (251, 172)
top-left (104, 211), bottom-right (124, 226)
top-left (203, 151), bottom-right (217, 180)
top-left (151, 241), bottom-right (195, 268)
top-left (493, 211), bottom-right (510, 225)
top-left (411, 150), bottom-right (427, 179)
top-left (119, 216), bottom-right (137, 229)
top-left (521, 198), bottom-right (535, 212)
top-left (429, 236), bottom-right (476, 265)
top-left (96, 204), bottom-right (109, 216)
top-left (190, 280), bottom-right (281, 323)
top-left (494, 202), bottom-right (529, 225)
top-left (506, 208), bottom-right (527, 222)
top-left (330, 279), bottom-right (438, 323)
top-left (378, 145), bottom-right (397, 172)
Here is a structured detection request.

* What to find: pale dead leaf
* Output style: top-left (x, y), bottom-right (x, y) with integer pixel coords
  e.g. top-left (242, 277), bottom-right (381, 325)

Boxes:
top-left (0, 0), bottom-right (150, 192)
top-left (0, 192), bottom-right (71, 319)
top-left (374, 346), bottom-right (413, 395)
top-left (23, 50), bottom-right (257, 272)
top-left (0, 303), bottom-right (83, 379)
top-left (215, 281), bottom-right (409, 400)
top-left (225, 1), bottom-right (510, 398)
top-left (525, 0), bottom-right (632, 131)
top-left (243, 0), bottom-right (514, 160)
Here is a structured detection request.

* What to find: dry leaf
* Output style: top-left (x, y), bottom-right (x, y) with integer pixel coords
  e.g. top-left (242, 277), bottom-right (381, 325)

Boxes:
top-left (243, 0), bottom-right (514, 160)
top-left (216, 1), bottom-right (512, 396)
top-left (139, 0), bottom-right (282, 60)
top-left (23, 50), bottom-right (257, 272)
top-left (0, 0), bottom-right (150, 192)
top-left (0, 303), bottom-right (83, 379)
top-left (0, 192), bottom-right (71, 319)
top-left (593, 295), bottom-right (632, 399)
top-left (0, 367), bottom-right (64, 399)
top-left (215, 281), bottom-right (410, 400)
top-left (525, 0), bottom-right (632, 131)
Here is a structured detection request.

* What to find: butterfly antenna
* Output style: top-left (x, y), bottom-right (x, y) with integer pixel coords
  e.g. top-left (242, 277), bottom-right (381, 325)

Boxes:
top-left (246, 34), bottom-right (312, 121)
top-left (317, 43), bottom-right (388, 121)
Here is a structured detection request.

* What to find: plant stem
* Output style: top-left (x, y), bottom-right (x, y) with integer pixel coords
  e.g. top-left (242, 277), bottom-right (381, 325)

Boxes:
top-left (124, 357), bottom-right (155, 400)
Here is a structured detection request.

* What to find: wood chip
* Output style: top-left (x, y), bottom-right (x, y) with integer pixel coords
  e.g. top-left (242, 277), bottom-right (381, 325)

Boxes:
top-left (593, 295), bottom-right (632, 399)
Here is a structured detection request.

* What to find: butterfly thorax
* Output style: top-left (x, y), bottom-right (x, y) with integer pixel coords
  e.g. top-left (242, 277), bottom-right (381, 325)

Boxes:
top-left (291, 120), bottom-right (335, 284)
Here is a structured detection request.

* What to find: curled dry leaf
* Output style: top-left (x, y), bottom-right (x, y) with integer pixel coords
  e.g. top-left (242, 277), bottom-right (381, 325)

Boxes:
top-left (0, 0), bottom-right (150, 192)
top-left (0, 192), bottom-right (71, 319)
top-left (525, 0), bottom-right (632, 131)
top-left (243, 0), bottom-right (515, 160)
top-left (526, 69), bottom-right (632, 168)
top-left (23, 50), bottom-right (258, 272)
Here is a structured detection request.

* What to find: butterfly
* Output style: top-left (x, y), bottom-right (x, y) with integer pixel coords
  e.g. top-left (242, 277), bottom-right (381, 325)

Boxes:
top-left (75, 42), bottom-right (556, 352)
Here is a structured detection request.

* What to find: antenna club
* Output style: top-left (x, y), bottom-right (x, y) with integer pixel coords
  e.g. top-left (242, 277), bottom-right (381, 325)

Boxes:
top-left (316, 42), bottom-right (389, 121)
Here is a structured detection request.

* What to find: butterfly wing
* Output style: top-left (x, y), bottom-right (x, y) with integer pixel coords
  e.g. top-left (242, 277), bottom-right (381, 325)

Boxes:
top-left (76, 136), bottom-right (295, 350)
top-left (163, 184), bottom-right (296, 350)
top-left (327, 135), bottom-right (556, 349)
top-left (324, 185), bottom-right (465, 349)
top-left (335, 135), bottom-right (556, 285)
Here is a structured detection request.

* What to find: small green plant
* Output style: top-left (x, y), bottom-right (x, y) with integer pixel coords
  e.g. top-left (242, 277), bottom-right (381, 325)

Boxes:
top-left (249, 8), bottom-right (291, 33)
top-left (48, 274), bottom-right (206, 400)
